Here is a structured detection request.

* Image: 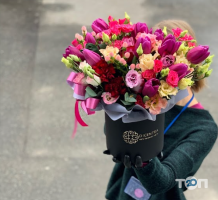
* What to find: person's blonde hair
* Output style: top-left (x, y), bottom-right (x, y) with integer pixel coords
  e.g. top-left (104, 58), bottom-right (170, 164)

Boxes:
top-left (153, 20), bottom-right (206, 93)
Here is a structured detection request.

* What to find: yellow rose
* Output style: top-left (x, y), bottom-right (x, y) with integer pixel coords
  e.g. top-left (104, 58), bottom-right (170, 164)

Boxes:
top-left (178, 78), bottom-right (194, 90)
top-left (175, 52), bottom-right (191, 68)
top-left (99, 46), bottom-right (119, 58)
top-left (158, 80), bottom-right (178, 99)
top-left (139, 54), bottom-right (154, 72)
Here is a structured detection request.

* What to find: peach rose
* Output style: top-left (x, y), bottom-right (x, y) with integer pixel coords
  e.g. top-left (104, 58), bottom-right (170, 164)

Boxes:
top-left (139, 54), bottom-right (155, 72)
top-left (99, 46), bottom-right (119, 58)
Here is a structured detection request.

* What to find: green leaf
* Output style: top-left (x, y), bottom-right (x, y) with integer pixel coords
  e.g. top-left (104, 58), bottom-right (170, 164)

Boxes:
top-left (85, 86), bottom-right (97, 97)
top-left (96, 90), bottom-right (103, 97)
top-left (124, 92), bottom-right (129, 101)
top-left (85, 91), bottom-right (91, 99)
top-left (124, 18), bottom-right (129, 24)
top-left (85, 43), bottom-right (101, 55)
top-left (124, 92), bottom-right (137, 102)
top-left (120, 99), bottom-right (133, 106)
top-left (127, 97), bottom-right (137, 102)
top-left (126, 104), bottom-right (135, 111)
top-left (132, 56), bottom-right (137, 64)
top-left (98, 43), bottom-right (107, 49)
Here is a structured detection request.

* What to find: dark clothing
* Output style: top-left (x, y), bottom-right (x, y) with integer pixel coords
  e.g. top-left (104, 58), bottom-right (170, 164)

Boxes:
top-left (104, 105), bottom-right (218, 200)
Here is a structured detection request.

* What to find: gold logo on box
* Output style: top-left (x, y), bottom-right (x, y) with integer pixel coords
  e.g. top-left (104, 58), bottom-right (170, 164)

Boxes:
top-left (123, 129), bottom-right (158, 144)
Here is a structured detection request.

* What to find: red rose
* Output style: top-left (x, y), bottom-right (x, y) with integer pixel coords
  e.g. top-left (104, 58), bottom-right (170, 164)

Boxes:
top-left (110, 25), bottom-right (121, 35)
top-left (120, 24), bottom-right (134, 33)
top-left (141, 69), bottom-right (156, 80)
top-left (153, 60), bottom-right (163, 73)
top-left (166, 70), bottom-right (179, 87)
top-left (119, 18), bottom-right (130, 24)
top-left (109, 21), bottom-right (119, 27)
top-left (104, 77), bottom-right (127, 97)
top-left (135, 94), bottom-right (145, 108)
top-left (92, 60), bottom-right (116, 83)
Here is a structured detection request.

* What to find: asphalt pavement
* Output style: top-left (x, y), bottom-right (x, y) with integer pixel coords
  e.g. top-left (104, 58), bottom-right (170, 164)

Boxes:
top-left (0, 0), bottom-right (218, 199)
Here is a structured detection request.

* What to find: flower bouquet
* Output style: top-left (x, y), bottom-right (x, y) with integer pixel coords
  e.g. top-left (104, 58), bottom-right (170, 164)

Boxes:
top-left (61, 12), bottom-right (214, 164)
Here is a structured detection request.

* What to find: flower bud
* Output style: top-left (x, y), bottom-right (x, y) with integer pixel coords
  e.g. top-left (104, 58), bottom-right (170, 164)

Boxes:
top-left (81, 26), bottom-right (87, 34)
top-left (122, 42), bottom-right (128, 48)
top-left (179, 30), bottom-right (188, 38)
top-left (197, 64), bottom-right (209, 74)
top-left (177, 42), bottom-right (189, 55)
top-left (160, 68), bottom-right (170, 77)
top-left (124, 52), bottom-right (130, 58)
top-left (69, 55), bottom-right (81, 62)
top-left (143, 95), bottom-right (149, 103)
top-left (130, 64), bottom-right (135, 69)
top-left (125, 12), bottom-right (130, 20)
top-left (205, 69), bottom-right (213, 77)
top-left (162, 26), bottom-right (167, 37)
top-left (112, 34), bottom-right (117, 41)
top-left (136, 43), bottom-right (143, 56)
top-left (102, 32), bottom-right (110, 43)
top-left (61, 57), bottom-right (72, 68)
top-left (205, 55), bottom-right (214, 64)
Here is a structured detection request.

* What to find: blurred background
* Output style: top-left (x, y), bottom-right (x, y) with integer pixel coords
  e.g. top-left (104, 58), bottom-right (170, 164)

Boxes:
top-left (0, 0), bottom-right (218, 199)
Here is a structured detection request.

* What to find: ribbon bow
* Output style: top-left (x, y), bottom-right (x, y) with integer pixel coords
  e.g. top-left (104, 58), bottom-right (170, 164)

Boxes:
top-left (67, 72), bottom-right (100, 138)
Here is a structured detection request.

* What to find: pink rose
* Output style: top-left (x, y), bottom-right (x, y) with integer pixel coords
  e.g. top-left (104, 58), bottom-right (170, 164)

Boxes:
top-left (111, 40), bottom-right (123, 49)
top-left (108, 15), bottom-right (114, 22)
top-left (153, 60), bottom-right (163, 73)
top-left (141, 69), bottom-right (156, 80)
top-left (76, 44), bottom-right (83, 50)
top-left (122, 37), bottom-right (135, 47)
top-left (172, 28), bottom-right (183, 38)
top-left (119, 18), bottom-right (130, 24)
top-left (136, 33), bottom-right (157, 49)
top-left (166, 70), bottom-right (179, 87)
top-left (125, 69), bottom-right (143, 88)
top-left (110, 26), bottom-right (121, 35)
top-left (101, 92), bottom-right (119, 104)
top-left (72, 39), bottom-right (79, 47)
top-left (109, 21), bottom-right (119, 27)
top-left (120, 24), bottom-right (134, 33)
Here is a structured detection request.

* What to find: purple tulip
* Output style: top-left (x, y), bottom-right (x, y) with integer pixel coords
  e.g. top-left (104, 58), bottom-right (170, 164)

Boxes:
top-left (169, 63), bottom-right (189, 80)
top-left (132, 22), bottom-right (149, 38)
top-left (85, 32), bottom-right (96, 44)
top-left (134, 37), bottom-right (151, 56)
top-left (142, 78), bottom-right (160, 97)
top-left (91, 18), bottom-right (109, 34)
top-left (83, 49), bottom-right (102, 66)
top-left (186, 45), bottom-right (210, 64)
top-left (161, 55), bottom-right (175, 67)
top-left (158, 34), bottom-right (181, 56)
top-left (154, 29), bottom-right (164, 41)
top-left (63, 46), bottom-right (85, 60)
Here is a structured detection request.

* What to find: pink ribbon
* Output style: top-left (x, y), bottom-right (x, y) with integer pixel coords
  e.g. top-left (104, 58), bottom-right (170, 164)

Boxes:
top-left (67, 72), bottom-right (78, 88)
top-left (66, 72), bottom-right (100, 138)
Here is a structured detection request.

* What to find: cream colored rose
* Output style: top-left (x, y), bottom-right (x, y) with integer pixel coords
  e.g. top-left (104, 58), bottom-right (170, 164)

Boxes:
top-left (158, 80), bottom-right (178, 99)
top-left (139, 54), bottom-right (154, 72)
top-left (175, 52), bottom-right (191, 68)
top-left (178, 78), bottom-right (194, 90)
top-left (86, 75), bottom-right (101, 87)
top-left (99, 46), bottom-right (119, 58)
